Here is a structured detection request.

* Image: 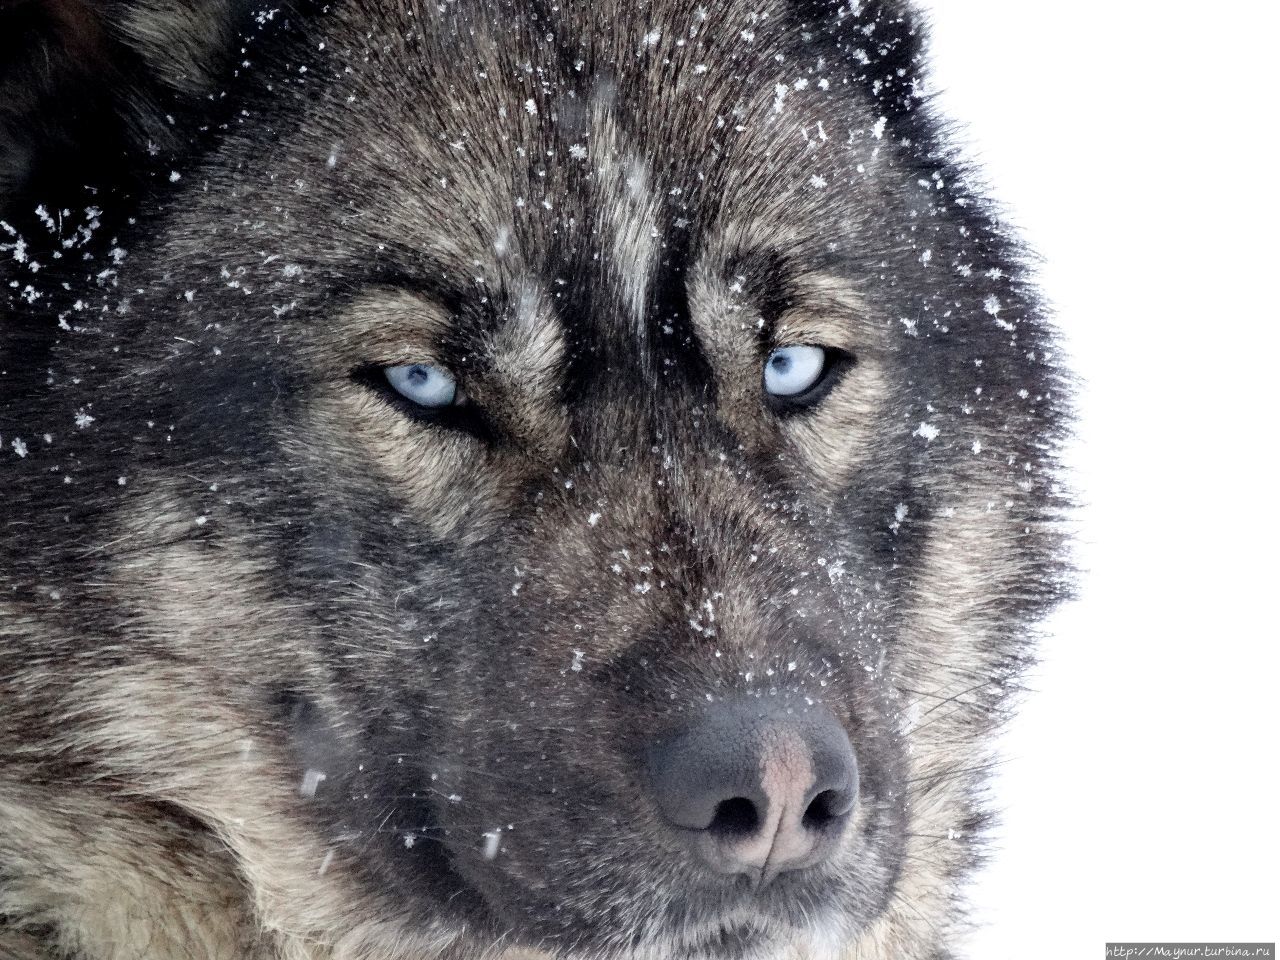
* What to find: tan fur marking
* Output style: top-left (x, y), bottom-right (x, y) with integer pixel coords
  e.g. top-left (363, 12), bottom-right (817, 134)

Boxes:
top-left (591, 90), bottom-right (662, 350)
top-left (0, 789), bottom-right (268, 960)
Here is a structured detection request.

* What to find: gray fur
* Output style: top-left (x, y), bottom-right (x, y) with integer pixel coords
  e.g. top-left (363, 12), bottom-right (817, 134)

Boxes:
top-left (0, 1), bottom-right (1068, 958)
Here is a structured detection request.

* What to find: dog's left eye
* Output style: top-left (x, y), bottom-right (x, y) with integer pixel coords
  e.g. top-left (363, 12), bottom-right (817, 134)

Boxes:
top-left (764, 346), bottom-right (826, 397)
top-left (385, 363), bottom-right (459, 407)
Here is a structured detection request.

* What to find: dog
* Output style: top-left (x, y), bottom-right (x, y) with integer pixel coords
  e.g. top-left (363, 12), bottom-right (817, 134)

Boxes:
top-left (0, 1), bottom-right (1068, 958)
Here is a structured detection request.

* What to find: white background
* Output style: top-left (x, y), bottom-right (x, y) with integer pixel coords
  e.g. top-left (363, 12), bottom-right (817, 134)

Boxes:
top-left (915, 1), bottom-right (1280, 955)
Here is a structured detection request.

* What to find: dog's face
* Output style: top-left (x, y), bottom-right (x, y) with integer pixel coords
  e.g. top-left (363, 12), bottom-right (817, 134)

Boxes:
top-left (10, 1), bottom-right (1061, 958)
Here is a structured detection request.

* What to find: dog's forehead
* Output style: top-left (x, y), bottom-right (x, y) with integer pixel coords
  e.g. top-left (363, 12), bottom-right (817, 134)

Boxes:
top-left (303, 0), bottom-right (889, 365)
top-left (316, 0), bottom-right (883, 246)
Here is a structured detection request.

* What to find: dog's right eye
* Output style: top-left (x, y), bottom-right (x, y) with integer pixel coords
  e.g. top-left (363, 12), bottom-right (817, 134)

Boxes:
top-left (385, 363), bottom-right (459, 408)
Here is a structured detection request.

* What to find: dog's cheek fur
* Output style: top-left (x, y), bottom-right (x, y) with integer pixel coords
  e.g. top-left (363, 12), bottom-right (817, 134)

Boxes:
top-left (0, 491), bottom-right (477, 960)
top-left (0, 788), bottom-right (266, 960)
top-left (858, 495), bottom-right (1051, 959)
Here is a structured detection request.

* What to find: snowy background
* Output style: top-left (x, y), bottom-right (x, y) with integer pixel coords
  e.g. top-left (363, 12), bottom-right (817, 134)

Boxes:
top-left (916, 0), bottom-right (1280, 955)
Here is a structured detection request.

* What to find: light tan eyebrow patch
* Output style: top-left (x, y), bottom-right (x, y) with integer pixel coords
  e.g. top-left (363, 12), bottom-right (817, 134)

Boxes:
top-left (316, 287), bottom-right (458, 376)
top-left (771, 272), bottom-right (870, 353)
top-left (485, 282), bottom-right (566, 400)
top-left (479, 282), bottom-right (571, 460)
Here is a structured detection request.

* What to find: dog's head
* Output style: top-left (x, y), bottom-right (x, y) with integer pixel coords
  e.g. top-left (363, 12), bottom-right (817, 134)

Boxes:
top-left (2, 1), bottom-right (1065, 957)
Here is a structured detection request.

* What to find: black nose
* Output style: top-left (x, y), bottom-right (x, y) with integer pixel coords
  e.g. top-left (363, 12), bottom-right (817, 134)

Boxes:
top-left (646, 698), bottom-right (858, 885)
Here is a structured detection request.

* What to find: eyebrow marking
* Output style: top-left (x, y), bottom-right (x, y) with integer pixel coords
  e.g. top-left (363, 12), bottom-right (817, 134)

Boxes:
top-left (771, 272), bottom-right (869, 352)
top-left (488, 280), bottom-right (565, 392)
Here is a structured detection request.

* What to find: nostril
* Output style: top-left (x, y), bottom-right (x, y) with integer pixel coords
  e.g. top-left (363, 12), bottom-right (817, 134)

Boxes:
top-left (802, 789), bottom-right (851, 829)
top-left (708, 797), bottom-right (760, 837)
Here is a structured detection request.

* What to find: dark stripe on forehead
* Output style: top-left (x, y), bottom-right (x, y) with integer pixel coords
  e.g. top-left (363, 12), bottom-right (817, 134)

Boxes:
top-left (648, 223), bottom-right (717, 405)
top-left (723, 248), bottom-right (797, 349)
top-left (554, 196), bottom-right (720, 424)
top-left (541, 229), bottom-right (607, 409)
top-left (520, 0), bottom-right (591, 83)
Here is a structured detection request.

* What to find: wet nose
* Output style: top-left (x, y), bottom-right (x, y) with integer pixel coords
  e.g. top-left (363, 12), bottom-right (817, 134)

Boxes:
top-left (646, 699), bottom-right (858, 884)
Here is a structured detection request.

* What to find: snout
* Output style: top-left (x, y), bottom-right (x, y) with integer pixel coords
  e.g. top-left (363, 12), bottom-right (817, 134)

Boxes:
top-left (646, 699), bottom-right (858, 886)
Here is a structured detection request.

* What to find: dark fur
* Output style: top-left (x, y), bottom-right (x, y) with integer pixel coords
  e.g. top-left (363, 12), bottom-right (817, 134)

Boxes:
top-left (0, 2), bottom-right (1068, 958)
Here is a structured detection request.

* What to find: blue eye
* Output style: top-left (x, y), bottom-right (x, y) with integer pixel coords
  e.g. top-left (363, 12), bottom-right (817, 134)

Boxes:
top-left (764, 346), bottom-right (826, 397)
top-left (384, 364), bottom-right (458, 408)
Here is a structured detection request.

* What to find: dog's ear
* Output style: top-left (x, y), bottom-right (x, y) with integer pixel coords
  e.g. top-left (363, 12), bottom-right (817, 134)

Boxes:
top-left (0, 0), bottom-right (258, 219)
top-left (787, 0), bottom-right (928, 120)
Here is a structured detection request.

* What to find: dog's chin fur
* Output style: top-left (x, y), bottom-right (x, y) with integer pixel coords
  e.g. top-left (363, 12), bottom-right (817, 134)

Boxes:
top-left (0, 0), bottom-right (1068, 958)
